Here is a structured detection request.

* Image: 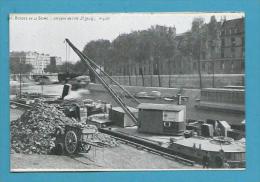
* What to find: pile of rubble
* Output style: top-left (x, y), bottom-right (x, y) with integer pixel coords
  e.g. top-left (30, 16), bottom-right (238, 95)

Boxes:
top-left (94, 133), bottom-right (119, 147)
top-left (11, 100), bottom-right (120, 155)
top-left (10, 101), bottom-right (77, 154)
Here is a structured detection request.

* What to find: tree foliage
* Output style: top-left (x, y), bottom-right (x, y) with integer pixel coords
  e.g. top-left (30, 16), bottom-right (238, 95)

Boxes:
top-left (10, 59), bottom-right (33, 74)
top-left (54, 18), bottom-right (220, 76)
top-left (191, 17), bottom-right (205, 59)
top-left (81, 25), bottom-right (177, 75)
top-left (44, 64), bottom-right (57, 73)
top-left (45, 61), bottom-right (88, 75)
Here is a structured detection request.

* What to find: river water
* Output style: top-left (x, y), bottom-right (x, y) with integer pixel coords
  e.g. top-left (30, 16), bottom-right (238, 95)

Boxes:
top-left (10, 82), bottom-right (245, 125)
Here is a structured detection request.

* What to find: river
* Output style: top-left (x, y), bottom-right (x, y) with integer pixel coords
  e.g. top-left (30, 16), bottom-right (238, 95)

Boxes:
top-left (10, 82), bottom-right (245, 125)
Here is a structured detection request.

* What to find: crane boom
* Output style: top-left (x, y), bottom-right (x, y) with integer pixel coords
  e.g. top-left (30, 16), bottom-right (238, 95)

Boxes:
top-left (65, 38), bottom-right (139, 125)
top-left (80, 51), bottom-right (140, 105)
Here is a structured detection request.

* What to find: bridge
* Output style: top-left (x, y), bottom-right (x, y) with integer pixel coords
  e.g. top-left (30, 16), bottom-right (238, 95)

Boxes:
top-left (10, 73), bottom-right (59, 83)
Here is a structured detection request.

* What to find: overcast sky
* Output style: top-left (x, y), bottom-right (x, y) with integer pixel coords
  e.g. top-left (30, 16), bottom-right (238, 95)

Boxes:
top-left (10, 12), bottom-right (244, 63)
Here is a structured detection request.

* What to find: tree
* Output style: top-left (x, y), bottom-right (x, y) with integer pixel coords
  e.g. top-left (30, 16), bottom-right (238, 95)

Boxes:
top-left (82, 39), bottom-right (111, 66)
top-left (208, 16), bottom-right (218, 39)
top-left (72, 61), bottom-right (89, 75)
top-left (10, 58), bottom-right (33, 74)
top-left (44, 64), bottom-right (57, 73)
top-left (191, 17), bottom-right (205, 89)
top-left (208, 15), bottom-right (220, 59)
top-left (56, 62), bottom-right (75, 73)
top-left (191, 17), bottom-right (205, 59)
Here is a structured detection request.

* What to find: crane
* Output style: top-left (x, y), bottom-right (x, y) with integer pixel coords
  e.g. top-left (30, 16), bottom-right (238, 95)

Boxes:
top-left (65, 38), bottom-right (140, 125)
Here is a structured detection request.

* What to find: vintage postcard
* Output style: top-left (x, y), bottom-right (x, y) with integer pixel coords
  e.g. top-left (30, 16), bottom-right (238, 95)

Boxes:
top-left (9, 12), bottom-right (245, 171)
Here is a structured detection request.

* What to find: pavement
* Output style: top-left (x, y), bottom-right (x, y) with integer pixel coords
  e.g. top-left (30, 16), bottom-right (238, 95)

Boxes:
top-left (11, 143), bottom-right (200, 171)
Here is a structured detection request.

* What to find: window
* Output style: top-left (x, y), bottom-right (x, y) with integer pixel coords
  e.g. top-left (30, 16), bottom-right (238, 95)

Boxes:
top-left (193, 62), bottom-right (197, 70)
top-left (202, 63), bottom-right (206, 71)
top-left (231, 48), bottom-right (236, 58)
top-left (241, 61), bottom-right (244, 72)
top-left (164, 122), bottom-right (171, 127)
top-left (231, 37), bottom-right (236, 47)
top-left (221, 49), bottom-right (225, 58)
top-left (221, 39), bottom-right (225, 47)
top-left (221, 61), bottom-right (225, 70)
top-left (202, 52), bottom-right (206, 60)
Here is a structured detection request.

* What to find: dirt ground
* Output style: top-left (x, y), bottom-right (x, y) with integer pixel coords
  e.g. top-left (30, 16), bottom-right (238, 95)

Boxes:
top-left (11, 143), bottom-right (201, 171)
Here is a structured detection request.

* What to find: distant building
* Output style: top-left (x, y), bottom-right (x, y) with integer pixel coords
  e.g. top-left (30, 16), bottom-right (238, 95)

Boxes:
top-left (188, 17), bottom-right (245, 75)
top-left (167, 17), bottom-right (244, 75)
top-left (50, 56), bottom-right (62, 66)
top-left (10, 51), bottom-right (62, 74)
top-left (217, 18), bottom-right (245, 74)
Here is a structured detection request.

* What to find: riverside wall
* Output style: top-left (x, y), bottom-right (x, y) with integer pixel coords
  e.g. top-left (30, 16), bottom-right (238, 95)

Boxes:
top-left (101, 74), bottom-right (244, 89)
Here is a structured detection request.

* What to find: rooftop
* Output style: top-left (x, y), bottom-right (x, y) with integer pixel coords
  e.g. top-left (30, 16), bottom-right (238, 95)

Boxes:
top-left (173, 137), bottom-right (245, 152)
top-left (222, 17), bottom-right (244, 33)
top-left (112, 106), bottom-right (138, 113)
top-left (202, 88), bottom-right (245, 92)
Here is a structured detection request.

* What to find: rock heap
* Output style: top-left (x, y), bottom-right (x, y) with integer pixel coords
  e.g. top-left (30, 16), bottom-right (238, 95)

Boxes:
top-left (10, 101), bottom-right (77, 154)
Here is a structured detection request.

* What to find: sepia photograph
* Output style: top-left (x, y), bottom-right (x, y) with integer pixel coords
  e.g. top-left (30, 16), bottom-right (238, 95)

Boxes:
top-left (9, 12), bottom-right (245, 171)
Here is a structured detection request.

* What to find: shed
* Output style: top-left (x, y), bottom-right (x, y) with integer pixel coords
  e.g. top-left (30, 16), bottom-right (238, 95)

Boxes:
top-left (218, 120), bottom-right (231, 137)
top-left (109, 106), bottom-right (138, 128)
top-left (201, 124), bottom-right (214, 137)
top-left (137, 103), bottom-right (186, 135)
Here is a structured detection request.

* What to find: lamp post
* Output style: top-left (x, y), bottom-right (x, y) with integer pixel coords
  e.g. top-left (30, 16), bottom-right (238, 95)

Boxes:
top-left (19, 57), bottom-right (22, 98)
top-left (198, 36), bottom-right (203, 89)
top-left (212, 61), bottom-right (215, 88)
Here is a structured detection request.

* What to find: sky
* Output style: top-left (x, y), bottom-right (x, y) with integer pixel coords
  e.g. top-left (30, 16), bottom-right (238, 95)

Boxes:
top-left (10, 12), bottom-right (244, 63)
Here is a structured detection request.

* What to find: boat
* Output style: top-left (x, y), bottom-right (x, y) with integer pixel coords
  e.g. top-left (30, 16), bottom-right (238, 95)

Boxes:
top-left (68, 75), bottom-right (90, 90)
top-left (86, 107), bottom-right (245, 168)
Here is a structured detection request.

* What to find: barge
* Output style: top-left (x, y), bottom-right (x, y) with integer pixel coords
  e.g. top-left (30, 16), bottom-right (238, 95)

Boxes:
top-left (87, 104), bottom-right (245, 168)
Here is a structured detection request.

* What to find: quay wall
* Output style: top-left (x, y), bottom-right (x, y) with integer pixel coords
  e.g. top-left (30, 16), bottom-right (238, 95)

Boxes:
top-left (89, 83), bottom-right (200, 98)
top-left (100, 74), bottom-right (244, 89)
top-left (89, 83), bottom-right (245, 124)
top-left (10, 74), bottom-right (58, 83)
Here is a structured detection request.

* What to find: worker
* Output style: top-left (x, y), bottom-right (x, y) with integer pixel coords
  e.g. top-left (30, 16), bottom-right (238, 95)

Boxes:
top-left (209, 149), bottom-right (225, 168)
top-left (66, 103), bottom-right (81, 122)
top-left (223, 160), bottom-right (230, 168)
top-left (202, 152), bottom-right (210, 168)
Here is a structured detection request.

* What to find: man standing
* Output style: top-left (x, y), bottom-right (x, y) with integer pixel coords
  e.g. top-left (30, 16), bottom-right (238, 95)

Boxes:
top-left (202, 152), bottom-right (210, 168)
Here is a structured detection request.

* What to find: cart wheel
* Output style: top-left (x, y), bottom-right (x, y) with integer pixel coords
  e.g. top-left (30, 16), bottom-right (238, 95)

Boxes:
top-left (64, 130), bottom-right (78, 154)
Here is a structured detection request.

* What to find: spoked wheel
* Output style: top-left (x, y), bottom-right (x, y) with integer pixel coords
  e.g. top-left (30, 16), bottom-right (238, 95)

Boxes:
top-left (64, 130), bottom-right (78, 155)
